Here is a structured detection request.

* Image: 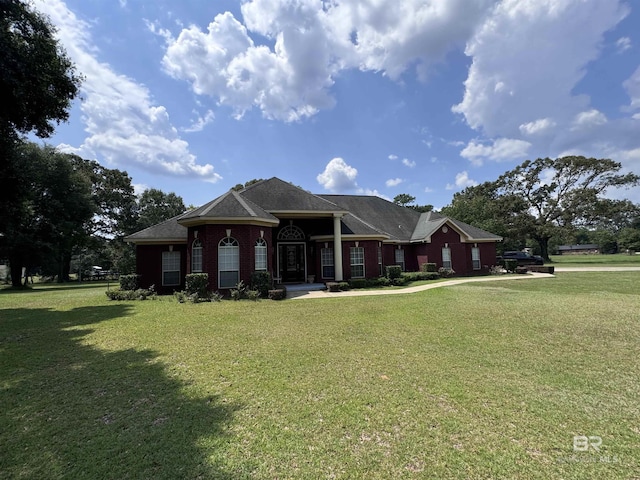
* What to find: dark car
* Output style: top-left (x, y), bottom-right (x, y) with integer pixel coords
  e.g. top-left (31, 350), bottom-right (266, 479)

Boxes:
top-left (497, 251), bottom-right (544, 266)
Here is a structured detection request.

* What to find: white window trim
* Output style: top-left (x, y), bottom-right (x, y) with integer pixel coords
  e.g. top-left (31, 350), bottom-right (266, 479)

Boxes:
top-left (442, 247), bottom-right (452, 270)
top-left (471, 246), bottom-right (481, 270)
top-left (192, 239), bottom-right (203, 273)
top-left (321, 247), bottom-right (334, 279)
top-left (162, 251), bottom-right (180, 286)
top-left (255, 238), bottom-right (267, 271)
top-left (218, 237), bottom-right (239, 289)
top-left (350, 246), bottom-right (365, 278)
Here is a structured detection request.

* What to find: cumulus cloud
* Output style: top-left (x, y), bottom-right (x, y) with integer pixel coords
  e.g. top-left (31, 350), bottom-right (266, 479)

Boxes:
top-left (34, 0), bottom-right (220, 181)
top-left (385, 178), bottom-right (404, 187)
top-left (571, 109), bottom-right (608, 130)
top-left (183, 110), bottom-right (215, 133)
top-left (446, 171), bottom-right (478, 190)
top-left (156, 0), bottom-right (497, 122)
top-left (452, 0), bottom-right (629, 138)
top-left (388, 154), bottom-right (399, 161)
top-left (317, 158), bottom-right (359, 192)
top-left (460, 138), bottom-right (531, 165)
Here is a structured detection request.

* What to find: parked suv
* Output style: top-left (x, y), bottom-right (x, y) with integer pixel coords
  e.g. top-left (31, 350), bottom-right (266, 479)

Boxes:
top-left (497, 251), bottom-right (544, 266)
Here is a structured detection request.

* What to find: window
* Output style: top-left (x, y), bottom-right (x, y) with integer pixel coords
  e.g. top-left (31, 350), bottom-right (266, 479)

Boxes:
top-left (192, 239), bottom-right (202, 273)
top-left (350, 247), bottom-right (365, 278)
top-left (162, 251), bottom-right (180, 286)
top-left (394, 248), bottom-right (405, 271)
top-left (472, 246), bottom-right (481, 270)
top-left (378, 245), bottom-right (383, 276)
top-left (218, 237), bottom-right (239, 288)
top-left (255, 238), bottom-right (267, 271)
top-left (442, 247), bottom-right (452, 270)
top-left (321, 247), bottom-right (334, 279)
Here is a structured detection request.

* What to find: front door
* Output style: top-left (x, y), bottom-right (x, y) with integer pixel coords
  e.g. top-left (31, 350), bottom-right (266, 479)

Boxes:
top-left (281, 243), bottom-right (306, 282)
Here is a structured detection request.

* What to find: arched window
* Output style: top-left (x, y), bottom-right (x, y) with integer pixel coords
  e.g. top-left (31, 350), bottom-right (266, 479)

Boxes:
top-left (255, 238), bottom-right (267, 271)
top-left (218, 237), bottom-right (239, 288)
top-left (192, 239), bottom-right (203, 273)
top-left (277, 224), bottom-right (305, 241)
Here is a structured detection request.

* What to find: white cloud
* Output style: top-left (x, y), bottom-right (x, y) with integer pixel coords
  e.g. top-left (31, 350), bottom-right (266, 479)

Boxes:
top-left (519, 118), bottom-right (556, 136)
top-left (460, 138), bottom-right (531, 165)
top-left (132, 183), bottom-right (149, 196)
top-left (624, 66), bottom-right (640, 112)
top-left (34, 0), bottom-right (220, 182)
top-left (157, 0), bottom-right (497, 121)
top-left (424, 187), bottom-right (434, 193)
top-left (402, 158), bottom-right (416, 168)
top-left (183, 110), bottom-right (215, 133)
top-left (571, 109), bottom-right (608, 130)
top-left (616, 36), bottom-right (631, 53)
top-left (317, 157), bottom-right (359, 192)
top-left (452, 0), bottom-right (629, 138)
top-left (385, 178), bottom-right (404, 187)
top-left (455, 171), bottom-right (478, 188)
top-left (388, 154), bottom-right (399, 161)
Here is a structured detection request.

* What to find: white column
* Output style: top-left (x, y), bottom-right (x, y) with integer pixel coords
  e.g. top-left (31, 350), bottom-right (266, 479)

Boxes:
top-left (333, 214), bottom-right (343, 281)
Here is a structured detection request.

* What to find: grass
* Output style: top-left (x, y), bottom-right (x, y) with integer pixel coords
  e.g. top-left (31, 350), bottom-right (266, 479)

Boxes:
top-left (1, 273), bottom-right (639, 479)
top-left (549, 253), bottom-right (640, 266)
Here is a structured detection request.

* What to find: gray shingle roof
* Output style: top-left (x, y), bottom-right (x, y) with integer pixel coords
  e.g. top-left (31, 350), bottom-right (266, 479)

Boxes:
top-left (178, 189), bottom-right (278, 224)
top-left (126, 177), bottom-right (501, 244)
top-left (125, 214), bottom-right (187, 242)
top-left (241, 178), bottom-right (346, 213)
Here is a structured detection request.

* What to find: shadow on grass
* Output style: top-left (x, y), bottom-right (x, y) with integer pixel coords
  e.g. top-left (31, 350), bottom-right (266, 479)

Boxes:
top-left (0, 305), bottom-right (243, 479)
top-left (0, 282), bottom-right (116, 294)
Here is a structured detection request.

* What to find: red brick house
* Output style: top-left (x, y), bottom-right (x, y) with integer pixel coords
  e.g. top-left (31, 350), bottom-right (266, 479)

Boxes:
top-left (126, 178), bottom-right (502, 293)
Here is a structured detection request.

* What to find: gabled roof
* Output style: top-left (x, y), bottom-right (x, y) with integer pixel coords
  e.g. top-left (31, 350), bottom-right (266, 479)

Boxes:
top-left (410, 211), bottom-right (502, 243)
top-left (240, 178), bottom-right (347, 215)
top-left (178, 189), bottom-right (278, 226)
top-left (126, 177), bottom-right (502, 244)
top-left (319, 194), bottom-right (421, 242)
top-left (125, 213), bottom-right (187, 243)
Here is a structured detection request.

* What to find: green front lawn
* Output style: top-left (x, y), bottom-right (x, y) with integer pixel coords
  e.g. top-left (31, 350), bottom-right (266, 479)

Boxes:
top-left (550, 253), bottom-right (640, 266)
top-left (1, 273), bottom-right (639, 479)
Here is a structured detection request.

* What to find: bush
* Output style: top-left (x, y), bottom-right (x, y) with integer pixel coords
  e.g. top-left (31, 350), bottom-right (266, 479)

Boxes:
top-left (371, 276), bottom-right (391, 287)
top-left (268, 288), bottom-right (287, 300)
top-left (391, 277), bottom-right (408, 286)
top-left (250, 271), bottom-right (272, 297)
top-left (174, 290), bottom-right (221, 304)
top-left (119, 274), bottom-right (141, 291)
top-left (348, 278), bottom-right (370, 289)
top-left (245, 289), bottom-right (260, 301)
top-left (402, 271), bottom-right (440, 282)
top-left (185, 273), bottom-right (209, 297)
top-left (502, 259), bottom-right (518, 273)
top-left (106, 285), bottom-right (156, 301)
top-left (438, 267), bottom-right (456, 278)
top-left (230, 281), bottom-right (247, 300)
top-left (420, 263), bottom-right (438, 272)
top-left (385, 265), bottom-right (402, 279)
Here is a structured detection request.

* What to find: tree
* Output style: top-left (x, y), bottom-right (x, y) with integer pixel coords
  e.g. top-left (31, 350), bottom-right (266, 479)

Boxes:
top-left (495, 156), bottom-right (639, 260)
top-left (1, 143), bottom-right (94, 286)
top-left (231, 179), bottom-right (264, 191)
top-left (392, 193), bottom-right (433, 212)
top-left (440, 182), bottom-right (532, 252)
top-left (136, 189), bottom-right (186, 231)
top-left (0, 0), bottom-right (82, 142)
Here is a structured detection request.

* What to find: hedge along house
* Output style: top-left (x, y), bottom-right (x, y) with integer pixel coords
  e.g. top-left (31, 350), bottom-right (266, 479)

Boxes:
top-left (125, 178), bottom-right (502, 294)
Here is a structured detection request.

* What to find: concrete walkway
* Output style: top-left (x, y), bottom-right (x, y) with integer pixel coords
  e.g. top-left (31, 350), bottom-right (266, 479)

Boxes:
top-left (287, 267), bottom-right (640, 299)
top-left (288, 272), bottom-right (555, 300)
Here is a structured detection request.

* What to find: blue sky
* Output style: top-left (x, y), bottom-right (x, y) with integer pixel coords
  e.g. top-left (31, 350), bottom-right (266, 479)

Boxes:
top-left (34, 0), bottom-right (640, 209)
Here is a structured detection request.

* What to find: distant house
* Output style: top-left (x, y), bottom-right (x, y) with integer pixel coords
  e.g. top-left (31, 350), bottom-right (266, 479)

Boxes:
top-left (557, 244), bottom-right (600, 255)
top-left (126, 178), bottom-right (503, 293)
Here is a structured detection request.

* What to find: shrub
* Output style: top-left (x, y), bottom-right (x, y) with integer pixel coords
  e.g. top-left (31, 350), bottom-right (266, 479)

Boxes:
top-left (245, 289), bottom-right (261, 301)
top-left (348, 278), bottom-right (370, 289)
top-left (326, 282), bottom-right (341, 292)
top-left (119, 274), bottom-right (141, 291)
top-left (489, 265), bottom-right (505, 275)
top-left (371, 276), bottom-right (391, 287)
top-left (403, 271), bottom-right (440, 282)
top-left (385, 265), bottom-right (402, 279)
top-left (185, 273), bottom-right (209, 297)
top-left (391, 277), bottom-right (408, 286)
top-left (250, 271), bottom-right (272, 297)
top-left (438, 267), bottom-right (456, 278)
top-left (502, 259), bottom-right (518, 273)
top-left (268, 288), bottom-right (287, 300)
top-left (106, 285), bottom-right (156, 301)
top-left (420, 263), bottom-right (438, 272)
top-left (230, 280), bottom-right (247, 300)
